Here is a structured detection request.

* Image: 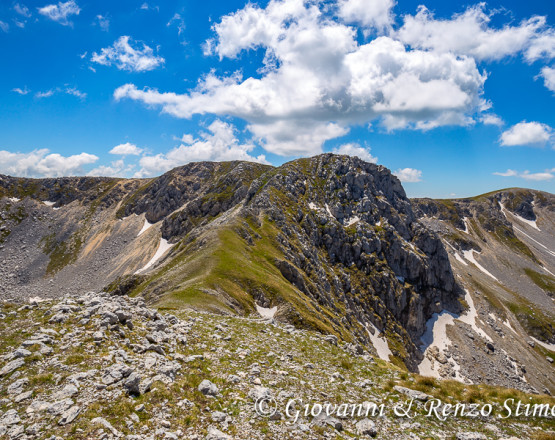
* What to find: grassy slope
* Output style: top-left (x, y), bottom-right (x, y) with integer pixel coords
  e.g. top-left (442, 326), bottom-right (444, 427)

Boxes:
top-left (130, 216), bottom-right (348, 341)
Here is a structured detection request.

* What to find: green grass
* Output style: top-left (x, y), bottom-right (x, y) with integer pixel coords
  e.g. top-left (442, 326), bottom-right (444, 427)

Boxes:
top-left (507, 297), bottom-right (554, 343)
top-left (525, 268), bottom-right (555, 296)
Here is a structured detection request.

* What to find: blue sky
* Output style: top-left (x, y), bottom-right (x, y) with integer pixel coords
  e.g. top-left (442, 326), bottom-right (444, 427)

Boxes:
top-left (0, 0), bottom-right (554, 198)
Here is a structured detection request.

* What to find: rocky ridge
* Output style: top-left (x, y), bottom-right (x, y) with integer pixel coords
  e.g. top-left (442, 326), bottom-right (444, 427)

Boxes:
top-left (0, 292), bottom-right (553, 440)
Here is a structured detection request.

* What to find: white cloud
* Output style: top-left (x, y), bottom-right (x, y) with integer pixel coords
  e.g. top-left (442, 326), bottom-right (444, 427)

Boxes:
top-left (134, 120), bottom-right (267, 178)
top-left (500, 121), bottom-right (552, 146)
top-left (541, 66), bottom-right (555, 93)
top-left (12, 87), bottom-right (30, 95)
top-left (38, 0), bottom-right (80, 26)
top-left (396, 4), bottom-right (546, 61)
top-left (493, 169), bottom-right (554, 181)
top-left (35, 90), bottom-right (54, 98)
top-left (14, 4), bottom-right (31, 18)
top-left (331, 143), bottom-right (377, 163)
top-left (167, 13), bottom-right (185, 35)
top-left (34, 87), bottom-right (86, 99)
top-left (0, 149), bottom-right (98, 177)
top-left (64, 87), bottom-right (86, 99)
top-left (115, 0), bottom-right (486, 157)
top-left (525, 30), bottom-right (555, 62)
top-left (92, 36), bottom-right (165, 72)
top-left (88, 159), bottom-right (129, 177)
top-left (0, 21), bottom-right (9, 33)
top-left (493, 169), bottom-right (518, 177)
top-left (94, 14), bottom-right (109, 32)
top-left (109, 143), bottom-right (142, 156)
top-left (337, 0), bottom-right (395, 33)
top-left (480, 113), bottom-right (504, 126)
top-left (393, 167), bottom-right (422, 182)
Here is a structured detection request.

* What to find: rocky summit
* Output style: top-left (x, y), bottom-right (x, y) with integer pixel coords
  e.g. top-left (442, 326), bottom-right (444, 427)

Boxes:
top-left (0, 154), bottom-right (554, 439)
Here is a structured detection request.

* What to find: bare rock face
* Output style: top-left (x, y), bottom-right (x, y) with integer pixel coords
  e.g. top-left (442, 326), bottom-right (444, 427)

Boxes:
top-left (239, 154), bottom-right (463, 367)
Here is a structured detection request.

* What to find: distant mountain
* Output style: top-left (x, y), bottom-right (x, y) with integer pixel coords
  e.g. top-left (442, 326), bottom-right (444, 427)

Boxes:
top-left (0, 155), bottom-right (553, 394)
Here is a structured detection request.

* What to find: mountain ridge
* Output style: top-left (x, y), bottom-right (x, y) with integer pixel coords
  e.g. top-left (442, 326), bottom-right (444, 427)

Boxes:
top-left (0, 155), bottom-right (553, 394)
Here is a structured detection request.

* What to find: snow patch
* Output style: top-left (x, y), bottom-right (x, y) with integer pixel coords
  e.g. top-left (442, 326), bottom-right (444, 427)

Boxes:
top-left (365, 322), bottom-right (392, 362)
top-left (459, 217), bottom-right (470, 234)
top-left (137, 219), bottom-right (154, 237)
top-left (135, 238), bottom-right (174, 274)
top-left (513, 226), bottom-right (555, 257)
top-left (500, 202), bottom-right (540, 231)
top-left (503, 319), bottom-right (516, 334)
top-left (418, 289), bottom-right (491, 378)
top-left (325, 203), bottom-right (333, 217)
top-left (462, 250), bottom-right (499, 282)
top-left (454, 252), bottom-right (468, 266)
top-left (531, 337), bottom-right (555, 352)
top-left (43, 201), bottom-right (55, 207)
top-left (345, 216), bottom-right (360, 227)
top-left (256, 305), bottom-right (277, 319)
top-left (7, 197), bottom-right (20, 203)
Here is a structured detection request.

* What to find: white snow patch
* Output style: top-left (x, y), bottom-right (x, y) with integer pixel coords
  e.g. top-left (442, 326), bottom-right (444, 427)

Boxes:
top-left (28, 296), bottom-right (47, 303)
top-left (462, 250), bottom-right (499, 282)
top-left (458, 290), bottom-right (492, 342)
top-left (308, 202), bottom-right (318, 211)
top-left (43, 201), bottom-right (55, 207)
top-left (137, 219), bottom-right (154, 237)
top-left (463, 217), bottom-right (472, 234)
top-left (256, 305), bottom-right (277, 319)
top-left (459, 217), bottom-right (470, 234)
top-left (135, 238), bottom-right (174, 274)
top-left (531, 337), bottom-right (555, 352)
top-left (503, 320), bottom-right (516, 333)
top-left (488, 312), bottom-right (497, 321)
top-left (7, 197), bottom-right (20, 203)
top-left (454, 252), bottom-right (468, 266)
top-left (365, 322), bottom-right (392, 362)
top-left (345, 216), bottom-right (360, 227)
top-left (513, 226), bottom-right (555, 257)
top-left (500, 202), bottom-right (540, 231)
top-left (418, 290), bottom-right (491, 378)
top-left (325, 203), bottom-right (333, 217)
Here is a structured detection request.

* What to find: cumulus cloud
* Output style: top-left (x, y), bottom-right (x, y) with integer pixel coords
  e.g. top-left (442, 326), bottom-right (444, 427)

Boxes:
top-left (541, 66), bottom-right (555, 93)
top-left (109, 143), bottom-right (142, 156)
top-left (493, 169), bottom-right (554, 181)
top-left (396, 4), bottom-right (546, 61)
top-left (38, 0), bottom-right (80, 26)
top-left (525, 30), bottom-right (555, 62)
top-left (92, 36), bottom-right (165, 72)
top-left (480, 113), bottom-right (504, 126)
top-left (115, 0), bottom-right (487, 156)
top-left (88, 159), bottom-right (129, 177)
top-left (337, 0), bottom-right (396, 33)
top-left (134, 120), bottom-right (267, 178)
top-left (0, 149), bottom-right (98, 177)
top-left (393, 168), bottom-right (422, 182)
top-left (331, 143), bottom-right (377, 163)
top-left (500, 121), bottom-right (552, 146)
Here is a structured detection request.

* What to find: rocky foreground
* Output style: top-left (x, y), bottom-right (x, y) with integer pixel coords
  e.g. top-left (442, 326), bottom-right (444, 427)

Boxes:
top-left (0, 292), bottom-right (553, 440)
